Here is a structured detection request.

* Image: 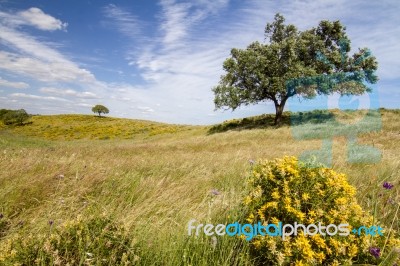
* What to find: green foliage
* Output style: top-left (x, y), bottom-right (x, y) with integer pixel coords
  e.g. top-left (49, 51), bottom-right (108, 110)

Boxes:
top-left (244, 157), bottom-right (400, 265)
top-left (0, 109), bottom-right (29, 125)
top-left (0, 215), bottom-right (10, 239)
top-left (212, 13), bottom-right (378, 124)
top-left (92, 104), bottom-right (110, 116)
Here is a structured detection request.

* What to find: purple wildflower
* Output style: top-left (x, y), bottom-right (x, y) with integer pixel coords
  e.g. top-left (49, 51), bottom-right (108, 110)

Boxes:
top-left (369, 247), bottom-right (381, 258)
top-left (49, 220), bottom-right (54, 226)
top-left (383, 182), bottom-right (394, 190)
top-left (249, 160), bottom-right (255, 165)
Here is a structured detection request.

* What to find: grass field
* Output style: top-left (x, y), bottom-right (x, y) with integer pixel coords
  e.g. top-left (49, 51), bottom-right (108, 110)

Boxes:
top-left (0, 109), bottom-right (399, 265)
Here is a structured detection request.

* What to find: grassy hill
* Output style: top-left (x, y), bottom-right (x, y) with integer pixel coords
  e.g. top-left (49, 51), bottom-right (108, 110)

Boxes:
top-left (0, 109), bottom-right (399, 265)
top-left (0, 114), bottom-right (199, 141)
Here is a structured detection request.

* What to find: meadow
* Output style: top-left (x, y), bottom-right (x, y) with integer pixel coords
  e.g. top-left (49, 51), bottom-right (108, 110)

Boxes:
top-left (0, 109), bottom-right (399, 265)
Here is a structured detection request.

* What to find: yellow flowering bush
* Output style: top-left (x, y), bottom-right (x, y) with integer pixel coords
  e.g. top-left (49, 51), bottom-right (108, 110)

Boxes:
top-left (244, 156), bottom-right (400, 265)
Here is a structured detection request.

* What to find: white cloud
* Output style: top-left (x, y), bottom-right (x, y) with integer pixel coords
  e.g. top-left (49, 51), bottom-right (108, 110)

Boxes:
top-left (9, 92), bottom-right (70, 102)
top-left (137, 106), bottom-right (155, 113)
top-left (102, 4), bottom-right (140, 38)
top-left (0, 77), bottom-right (29, 89)
top-left (0, 9), bottom-right (96, 84)
top-left (0, 51), bottom-right (96, 83)
top-left (158, 0), bottom-right (229, 47)
top-left (0, 7), bottom-right (68, 31)
top-left (0, 7), bottom-right (67, 31)
top-left (18, 7), bottom-right (68, 31)
top-left (40, 87), bottom-right (100, 99)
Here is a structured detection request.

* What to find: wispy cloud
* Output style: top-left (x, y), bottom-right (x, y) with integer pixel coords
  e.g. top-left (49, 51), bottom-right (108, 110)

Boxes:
top-left (0, 8), bottom-right (96, 85)
top-left (0, 7), bottom-right (67, 31)
top-left (0, 77), bottom-right (29, 89)
top-left (18, 7), bottom-right (68, 31)
top-left (102, 4), bottom-right (140, 38)
top-left (0, 51), bottom-right (96, 83)
top-left (9, 92), bottom-right (70, 102)
top-left (39, 87), bottom-right (100, 99)
top-left (158, 0), bottom-right (229, 47)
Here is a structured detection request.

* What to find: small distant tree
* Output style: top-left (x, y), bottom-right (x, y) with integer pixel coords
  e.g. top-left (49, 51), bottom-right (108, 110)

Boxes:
top-left (92, 105), bottom-right (109, 117)
top-left (2, 109), bottom-right (29, 125)
top-left (0, 109), bottom-right (9, 120)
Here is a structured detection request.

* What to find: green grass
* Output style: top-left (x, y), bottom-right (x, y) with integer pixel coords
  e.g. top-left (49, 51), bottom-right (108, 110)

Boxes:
top-left (0, 109), bottom-right (399, 265)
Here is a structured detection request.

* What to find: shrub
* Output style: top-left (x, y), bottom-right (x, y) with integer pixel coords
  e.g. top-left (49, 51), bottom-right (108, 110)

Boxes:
top-left (244, 156), bottom-right (400, 265)
top-left (0, 214), bottom-right (10, 239)
top-left (1, 109), bottom-right (29, 125)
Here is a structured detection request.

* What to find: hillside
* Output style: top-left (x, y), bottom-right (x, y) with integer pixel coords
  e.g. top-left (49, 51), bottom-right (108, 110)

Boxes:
top-left (0, 114), bottom-right (200, 140)
top-left (0, 109), bottom-right (399, 265)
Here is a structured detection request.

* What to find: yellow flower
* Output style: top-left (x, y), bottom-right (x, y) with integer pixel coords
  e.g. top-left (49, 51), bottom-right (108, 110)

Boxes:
top-left (295, 235), bottom-right (314, 261)
top-left (243, 196), bottom-right (252, 205)
top-left (295, 210), bottom-right (305, 221)
top-left (268, 172), bottom-right (276, 180)
top-left (311, 234), bottom-right (326, 249)
top-left (329, 259), bottom-right (340, 266)
top-left (270, 217), bottom-right (280, 225)
top-left (314, 252), bottom-right (326, 263)
top-left (343, 183), bottom-right (356, 196)
top-left (265, 201), bottom-right (278, 209)
top-left (329, 238), bottom-right (340, 254)
top-left (257, 208), bottom-right (266, 220)
top-left (302, 193), bottom-right (310, 201)
top-left (329, 209), bottom-right (339, 219)
top-left (283, 242), bottom-right (292, 257)
top-left (308, 210), bottom-right (316, 217)
top-left (347, 244), bottom-right (358, 257)
top-left (283, 180), bottom-right (290, 194)
top-left (271, 190), bottom-right (280, 200)
top-left (294, 260), bottom-right (306, 266)
top-left (252, 240), bottom-right (262, 249)
top-left (246, 213), bottom-right (255, 223)
top-left (283, 197), bottom-right (291, 206)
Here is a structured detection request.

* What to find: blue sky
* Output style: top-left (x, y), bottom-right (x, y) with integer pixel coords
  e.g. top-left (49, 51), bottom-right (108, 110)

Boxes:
top-left (0, 0), bottom-right (399, 125)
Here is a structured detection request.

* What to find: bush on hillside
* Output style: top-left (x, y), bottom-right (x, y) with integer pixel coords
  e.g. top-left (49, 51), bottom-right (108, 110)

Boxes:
top-left (0, 109), bottom-right (29, 125)
top-left (244, 156), bottom-right (400, 265)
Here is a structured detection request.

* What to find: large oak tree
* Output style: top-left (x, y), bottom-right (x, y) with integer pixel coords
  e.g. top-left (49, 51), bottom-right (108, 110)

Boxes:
top-left (212, 14), bottom-right (378, 125)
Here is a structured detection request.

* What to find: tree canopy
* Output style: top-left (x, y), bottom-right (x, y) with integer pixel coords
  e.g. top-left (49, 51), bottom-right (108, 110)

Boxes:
top-left (92, 105), bottom-right (109, 117)
top-left (0, 109), bottom-right (30, 125)
top-left (212, 14), bottom-right (378, 125)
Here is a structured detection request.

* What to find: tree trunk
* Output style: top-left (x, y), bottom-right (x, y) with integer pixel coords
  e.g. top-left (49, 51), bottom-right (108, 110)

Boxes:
top-left (274, 98), bottom-right (287, 126)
